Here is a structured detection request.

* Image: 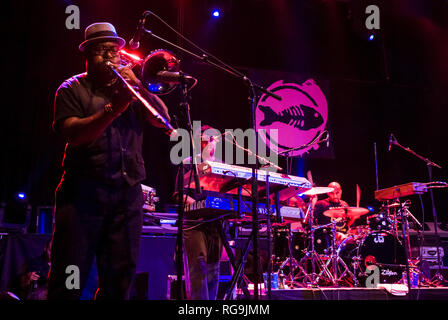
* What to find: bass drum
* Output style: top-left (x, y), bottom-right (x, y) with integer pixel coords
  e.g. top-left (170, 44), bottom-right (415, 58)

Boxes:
top-left (337, 234), bottom-right (359, 270)
top-left (358, 232), bottom-right (406, 285)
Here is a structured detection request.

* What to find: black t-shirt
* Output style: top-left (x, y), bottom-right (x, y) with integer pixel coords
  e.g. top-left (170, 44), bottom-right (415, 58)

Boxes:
top-left (53, 73), bottom-right (147, 187)
top-left (313, 198), bottom-right (349, 232)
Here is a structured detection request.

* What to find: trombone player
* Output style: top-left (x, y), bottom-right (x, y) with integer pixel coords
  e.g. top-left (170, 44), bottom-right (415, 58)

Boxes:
top-left (48, 22), bottom-right (170, 299)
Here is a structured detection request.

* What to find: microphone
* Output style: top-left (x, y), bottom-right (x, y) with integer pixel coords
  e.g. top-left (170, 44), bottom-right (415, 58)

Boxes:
top-left (388, 133), bottom-right (394, 151)
top-left (155, 71), bottom-right (193, 83)
top-left (129, 11), bottom-right (151, 50)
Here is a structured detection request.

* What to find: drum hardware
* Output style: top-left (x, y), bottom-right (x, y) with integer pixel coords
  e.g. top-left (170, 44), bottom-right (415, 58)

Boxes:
top-left (396, 200), bottom-right (414, 291)
top-left (316, 219), bottom-right (359, 287)
top-left (273, 202), bottom-right (335, 287)
top-left (296, 203), bottom-right (335, 287)
top-left (294, 221), bottom-right (335, 287)
top-left (275, 224), bottom-right (301, 286)
top-left (367, 212), bottom-right (394, 232)
top-left (338, 231), bottom-right (407, 286)
top-left (270, 196), bottom-right (438, 288)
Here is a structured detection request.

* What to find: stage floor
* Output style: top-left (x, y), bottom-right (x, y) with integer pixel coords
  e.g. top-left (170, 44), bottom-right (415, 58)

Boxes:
top-left (259, 287), bottom-right (448, 300)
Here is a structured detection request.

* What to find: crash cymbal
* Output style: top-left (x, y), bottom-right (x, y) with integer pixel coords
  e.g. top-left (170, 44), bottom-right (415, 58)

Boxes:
top-left (301, 187), bottom-right (334, 196)
top-left (323, 207), bottom-right (370, 219)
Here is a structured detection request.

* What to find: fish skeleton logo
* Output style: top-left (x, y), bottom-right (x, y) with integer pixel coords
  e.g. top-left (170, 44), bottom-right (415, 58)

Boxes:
top-left (256, 79), bottom-right (328, 157)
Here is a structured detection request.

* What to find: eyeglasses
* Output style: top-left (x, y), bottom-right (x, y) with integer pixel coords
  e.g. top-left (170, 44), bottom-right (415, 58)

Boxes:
top-left (90, 45), bottom-right (120, 56)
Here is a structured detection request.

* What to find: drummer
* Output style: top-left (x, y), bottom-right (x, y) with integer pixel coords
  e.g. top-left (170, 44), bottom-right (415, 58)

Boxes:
top-left (313, 182), bottom-right (356, 241)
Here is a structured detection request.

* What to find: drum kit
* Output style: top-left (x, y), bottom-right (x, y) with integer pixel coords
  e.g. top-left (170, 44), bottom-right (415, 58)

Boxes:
top-left (272, 186), bottom-right (419, 288)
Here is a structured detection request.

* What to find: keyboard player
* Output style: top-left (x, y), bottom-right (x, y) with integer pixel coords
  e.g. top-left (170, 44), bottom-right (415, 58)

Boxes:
top-left (173, 124), bottom-right (224, 300)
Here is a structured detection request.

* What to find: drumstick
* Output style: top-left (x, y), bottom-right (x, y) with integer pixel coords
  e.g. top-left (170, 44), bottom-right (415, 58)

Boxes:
top-left (306, 170), bottom-right (314, 187)
top-left (356, 184), bottom-right (361, 208)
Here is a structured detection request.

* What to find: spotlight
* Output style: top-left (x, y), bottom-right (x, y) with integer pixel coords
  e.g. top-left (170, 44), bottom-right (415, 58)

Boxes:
top-left (367, 206), bottom-right (374, 212)
top-left (212, 9), bottom-right (221, 18)
top-left (368, 34), bottom-right (375, 41)
top-left (17, 192), bottom-right (26, 200)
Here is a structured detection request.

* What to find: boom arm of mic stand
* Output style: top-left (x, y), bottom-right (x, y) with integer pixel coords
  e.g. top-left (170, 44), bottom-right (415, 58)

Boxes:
top-left (142, 28), bottom-right (281, 101)
top-left (391, 139), bottom-right (442, 169)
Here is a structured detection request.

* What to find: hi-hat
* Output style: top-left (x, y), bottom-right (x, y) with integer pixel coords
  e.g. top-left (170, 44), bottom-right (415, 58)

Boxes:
top-left (323, 207), bottom-right (369, 219)
top-left (301, 187), bottom-right (334, 196)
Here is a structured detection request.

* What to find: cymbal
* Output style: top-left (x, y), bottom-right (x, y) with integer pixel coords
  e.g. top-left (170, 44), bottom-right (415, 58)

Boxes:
top-left (301, 187), bottom-right (334, 196)
top-left (323, 207), bottom-right (370, 219)
top-left (386, 202), bottom-right (401, 208)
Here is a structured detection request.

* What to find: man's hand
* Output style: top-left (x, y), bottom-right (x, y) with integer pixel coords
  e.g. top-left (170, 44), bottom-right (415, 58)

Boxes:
top-left (118, 65), bottom-right (141, 87)
top-left (106, 65), bottom-right (141, 115)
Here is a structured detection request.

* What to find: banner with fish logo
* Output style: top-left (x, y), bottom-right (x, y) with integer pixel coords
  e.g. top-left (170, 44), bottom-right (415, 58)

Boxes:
top-left (255, 77), bottom-right (331, 158)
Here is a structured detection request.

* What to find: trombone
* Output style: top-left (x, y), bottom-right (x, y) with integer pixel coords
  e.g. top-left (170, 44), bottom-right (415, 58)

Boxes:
top-left (105, 49), bottom-right (182, 135)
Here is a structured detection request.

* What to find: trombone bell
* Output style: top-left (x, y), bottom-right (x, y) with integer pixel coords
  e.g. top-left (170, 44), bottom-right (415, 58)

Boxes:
top-left (141, 49), bottom-right (181, 95)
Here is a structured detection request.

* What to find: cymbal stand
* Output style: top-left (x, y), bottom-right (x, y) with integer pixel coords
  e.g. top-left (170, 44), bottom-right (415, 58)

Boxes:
top-left (401, 200), bottom-right (422, 255)
top-left (397, 202), bottom-right (413, 294)
top-left (398, 201), bottom-right (434, 288)
top-left (295, 214), bottom-right (334, 287)
top-left (318, 220), bottom-right (359, 287)
top-left (390, 205), bottom-right (403, 246)
top-left (277, 223), bottom-right (299, 285)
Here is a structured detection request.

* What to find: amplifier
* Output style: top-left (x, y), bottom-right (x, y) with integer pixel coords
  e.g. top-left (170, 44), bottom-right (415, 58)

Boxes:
top-left (142, 184), bottom-right (158, 212)
top-left (141, 225), bottom-right (177, 235)
top-left (166, 275), bottom-right (186, 300)
top-left (421, 246), bottom-right (445, 265)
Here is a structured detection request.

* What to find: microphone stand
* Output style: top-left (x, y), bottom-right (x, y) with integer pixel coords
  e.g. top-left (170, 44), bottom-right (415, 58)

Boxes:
top-left (139, 22), bottom-right (280, 300)
top-left (390, 135), bottom-right (444, 285)
top-left (175, 75), bottom-right (203, 300)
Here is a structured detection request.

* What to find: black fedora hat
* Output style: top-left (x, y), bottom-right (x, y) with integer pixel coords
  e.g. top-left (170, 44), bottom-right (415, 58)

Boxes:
top-left (79, 22), bottom-right (126, 52)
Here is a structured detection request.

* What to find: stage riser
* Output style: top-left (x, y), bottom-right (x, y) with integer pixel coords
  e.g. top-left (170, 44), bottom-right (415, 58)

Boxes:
top-left (270, 288), bottom-right (448, 300)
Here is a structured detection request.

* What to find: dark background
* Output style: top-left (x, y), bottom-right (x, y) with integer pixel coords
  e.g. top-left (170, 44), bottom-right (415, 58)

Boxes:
top-left (2, 0), bottom-right (448, 228)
